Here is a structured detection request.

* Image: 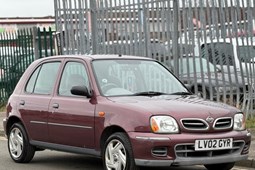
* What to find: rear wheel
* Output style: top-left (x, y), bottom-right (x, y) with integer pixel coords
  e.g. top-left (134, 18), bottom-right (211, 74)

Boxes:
top-left (8, 123), bottom-right (35, 163)
top-left (103, 132), bottom-right (139, 170)
top-left (204, 162), bottom-right (235, 170)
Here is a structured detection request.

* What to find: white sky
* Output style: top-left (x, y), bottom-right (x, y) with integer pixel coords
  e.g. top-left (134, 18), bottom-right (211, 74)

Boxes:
top-left (0, 0), bottom-right (54, 17)
top-left (0, 0), bottom-right (252, 18)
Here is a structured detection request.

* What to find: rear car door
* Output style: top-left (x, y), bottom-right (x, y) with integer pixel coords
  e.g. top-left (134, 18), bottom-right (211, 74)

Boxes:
top-left (18, 61), bottom-right (61, 142)
top-left (48, 60), bottom-right (96, 148)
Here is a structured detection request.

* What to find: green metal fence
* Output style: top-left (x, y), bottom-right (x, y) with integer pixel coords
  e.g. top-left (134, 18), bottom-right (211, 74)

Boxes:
top-left (36, 27), bottom-right (58, 58)
top-left (0, 29), bottom-right (34, 104)
top-left (0, 27), bottom-right (56, 105)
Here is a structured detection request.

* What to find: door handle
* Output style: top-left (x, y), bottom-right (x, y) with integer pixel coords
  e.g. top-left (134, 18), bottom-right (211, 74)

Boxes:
top-left (52, 103), bottom-right (59, 109)
top-left (20, 100), bottom-right (25, 106)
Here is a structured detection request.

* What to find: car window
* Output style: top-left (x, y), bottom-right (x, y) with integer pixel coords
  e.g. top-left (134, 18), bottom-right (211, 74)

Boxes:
top-left (58, 61), bottom-right (89, 96)
top-left (93, 59), bottom-right (188, 96)
top-left (237, 46), bottom-right (255, 62)
top-left (201, 43), bottom-right (234, 66)
top-left (25, 66), bottom-right (41, 93)
top-left (179, 58), bottom-right (216, 74)
top-left (31, 62), bottom-right (61, 95)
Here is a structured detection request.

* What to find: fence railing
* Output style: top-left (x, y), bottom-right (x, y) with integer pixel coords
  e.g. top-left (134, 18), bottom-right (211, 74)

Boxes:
top-left (55, 0), bottom-right (255, 117)
top-left (35, 27), bottom-right (59, 58)
top-left (0, 27), bottom-right (57, 105)
top-left (0, 29), bottom-right (34, 103)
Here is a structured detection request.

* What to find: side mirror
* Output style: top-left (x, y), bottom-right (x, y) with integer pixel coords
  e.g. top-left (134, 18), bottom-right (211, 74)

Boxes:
top-left (71, 86), bottom-right (92, 97)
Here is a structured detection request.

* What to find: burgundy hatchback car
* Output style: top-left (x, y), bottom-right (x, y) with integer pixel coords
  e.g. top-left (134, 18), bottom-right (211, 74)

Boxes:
top-left (3, 55), bottom-right (251, 170)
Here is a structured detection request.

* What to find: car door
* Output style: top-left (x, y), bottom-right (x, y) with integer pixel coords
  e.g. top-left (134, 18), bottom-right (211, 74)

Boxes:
top-left (48, 60), bottom-right (95, 148)
top-left (18, 61), bottom-right (61, 142)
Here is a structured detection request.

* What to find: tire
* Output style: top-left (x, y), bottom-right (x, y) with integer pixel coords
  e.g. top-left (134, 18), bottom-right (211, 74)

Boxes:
top-left (8, 123), bottom-right (35, 163)
top-left (102, 132), bottom-right (139, 170)
top-left (204, 162), bottom-right (235, 170)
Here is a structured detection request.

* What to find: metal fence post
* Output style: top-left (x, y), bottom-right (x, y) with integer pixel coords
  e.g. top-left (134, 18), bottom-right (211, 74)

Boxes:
top-left (33, 27), bottom-right (40, 60)
top-left (90, 0), bottom-right (98, 54)
top-left (142, 0), bottom-right (149, 57)
top-left (172, 0), bottom-right (179, 76)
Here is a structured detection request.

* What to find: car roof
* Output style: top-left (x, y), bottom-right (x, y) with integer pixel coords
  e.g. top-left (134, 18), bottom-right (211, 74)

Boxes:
top-left (40, 54), bottom-right (153, 61)
top-left (202, 37), bottom-right (253, 45)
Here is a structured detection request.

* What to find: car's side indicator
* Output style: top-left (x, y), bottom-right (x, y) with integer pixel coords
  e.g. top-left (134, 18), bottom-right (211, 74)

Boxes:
top-left (99, 112), bottom-right (105, 117)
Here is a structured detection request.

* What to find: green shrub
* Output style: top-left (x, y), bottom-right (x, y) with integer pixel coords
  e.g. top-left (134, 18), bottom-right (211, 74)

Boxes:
top-left (246, 117), bottom-right (255, 129)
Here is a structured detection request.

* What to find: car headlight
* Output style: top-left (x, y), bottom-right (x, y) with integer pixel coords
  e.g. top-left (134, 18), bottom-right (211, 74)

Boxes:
top-left (234, 113), bottom-right (245, 131)
top-left (150, 116), bottom-right (179, 134)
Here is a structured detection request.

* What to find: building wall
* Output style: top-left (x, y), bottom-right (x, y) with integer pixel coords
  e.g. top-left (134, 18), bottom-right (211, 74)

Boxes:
top-left (0, 17), bottom-right (55, 33)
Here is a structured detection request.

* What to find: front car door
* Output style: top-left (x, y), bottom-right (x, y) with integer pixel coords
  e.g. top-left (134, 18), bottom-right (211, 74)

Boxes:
top-left (48, 59), bottom-right (95, 148)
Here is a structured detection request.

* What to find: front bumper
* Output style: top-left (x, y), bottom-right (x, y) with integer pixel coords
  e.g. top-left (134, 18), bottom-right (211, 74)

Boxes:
top-left (135, 154), bottom-right (248, 167)
top-left (128, 130), bottom-right (251, 167)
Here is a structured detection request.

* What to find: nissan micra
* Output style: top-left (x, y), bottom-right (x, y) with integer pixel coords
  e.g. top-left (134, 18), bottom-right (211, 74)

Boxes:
top-left (3, 55), bottom-right (251, 170)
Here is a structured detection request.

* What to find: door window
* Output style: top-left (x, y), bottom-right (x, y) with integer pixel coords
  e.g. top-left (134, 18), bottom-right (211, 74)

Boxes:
top-left (58, 61), bottom-right (89, 96)
top-left (25, 62), bottom-right (61, 95)
top-left (25, 66), bottom-right (41, 93)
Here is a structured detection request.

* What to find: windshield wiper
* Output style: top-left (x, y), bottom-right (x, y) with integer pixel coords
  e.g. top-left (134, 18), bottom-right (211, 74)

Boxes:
top-left (170, 92), bottom-right (192, 95)
top-left (133, 91), bottom-right (168, 96)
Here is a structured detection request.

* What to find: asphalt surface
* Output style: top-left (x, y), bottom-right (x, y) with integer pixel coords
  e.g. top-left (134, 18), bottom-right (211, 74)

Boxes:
top-left (0, 112), bottom-right (254, 168)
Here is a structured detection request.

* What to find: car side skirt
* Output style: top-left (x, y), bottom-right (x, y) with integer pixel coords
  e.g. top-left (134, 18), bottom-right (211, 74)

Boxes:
top-left (30, 140), bottom-right (101, 157)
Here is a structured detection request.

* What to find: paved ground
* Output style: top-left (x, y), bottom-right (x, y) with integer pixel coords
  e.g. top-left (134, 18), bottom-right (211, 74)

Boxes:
top-left (1, 112), bottom-right (4, 137)
top-left (0, 111), bottom-right (254, 168)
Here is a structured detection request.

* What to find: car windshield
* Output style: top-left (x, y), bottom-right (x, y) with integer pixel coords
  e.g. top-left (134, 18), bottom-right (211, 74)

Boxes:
top-left (92, 59), bottom-right (188, 96)
top-left (201, 43), bottom-right (235, 66)
top-left (237, 46), bottom-right (255, 63)
top-left (179, 58), bottom-right (217, 74)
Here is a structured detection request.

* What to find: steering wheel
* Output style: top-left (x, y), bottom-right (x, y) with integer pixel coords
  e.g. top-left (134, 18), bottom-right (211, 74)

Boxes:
top-left (101, 83), bottom-right (118, 92)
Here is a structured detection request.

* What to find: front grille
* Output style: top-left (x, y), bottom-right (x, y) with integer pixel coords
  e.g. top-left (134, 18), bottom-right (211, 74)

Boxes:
top-left (181, 119), bottom-right (208, 130)
top-left (213, 117), bottom-right (233, 130)
top-left (175, 141), bottom-right (244, 158)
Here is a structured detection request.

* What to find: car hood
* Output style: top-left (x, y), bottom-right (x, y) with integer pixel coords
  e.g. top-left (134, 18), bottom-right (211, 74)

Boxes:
top-left (107, 95), bottom-right (239, 118)
top-left (181, 72), bottom-right (246, 86)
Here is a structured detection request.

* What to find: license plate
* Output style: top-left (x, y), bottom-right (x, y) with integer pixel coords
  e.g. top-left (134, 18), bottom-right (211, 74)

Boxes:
top-left (195, 138), bottom-right (233, 151)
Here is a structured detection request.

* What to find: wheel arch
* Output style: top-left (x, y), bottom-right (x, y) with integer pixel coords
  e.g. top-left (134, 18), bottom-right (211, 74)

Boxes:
top-left (6, 116), bottom-right (23, 135)
top-left (101, 128), bottom-right (138, 170)
top-left (100, 125), bottom-right (127, 152)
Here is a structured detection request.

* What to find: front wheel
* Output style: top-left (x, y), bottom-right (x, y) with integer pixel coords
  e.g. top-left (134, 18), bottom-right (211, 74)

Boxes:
top-left (204, 162), bottom-right (235, 170)
top-left (102, 132), bottom-right (139, 170)
top-left (8, 123), bottom-right (35, 163)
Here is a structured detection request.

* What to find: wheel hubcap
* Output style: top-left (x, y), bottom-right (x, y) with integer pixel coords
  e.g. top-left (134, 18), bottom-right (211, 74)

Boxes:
top-left (9, 128), bottom-right (24, 159)
top-left (105, 139), bottom-right (127, 170)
